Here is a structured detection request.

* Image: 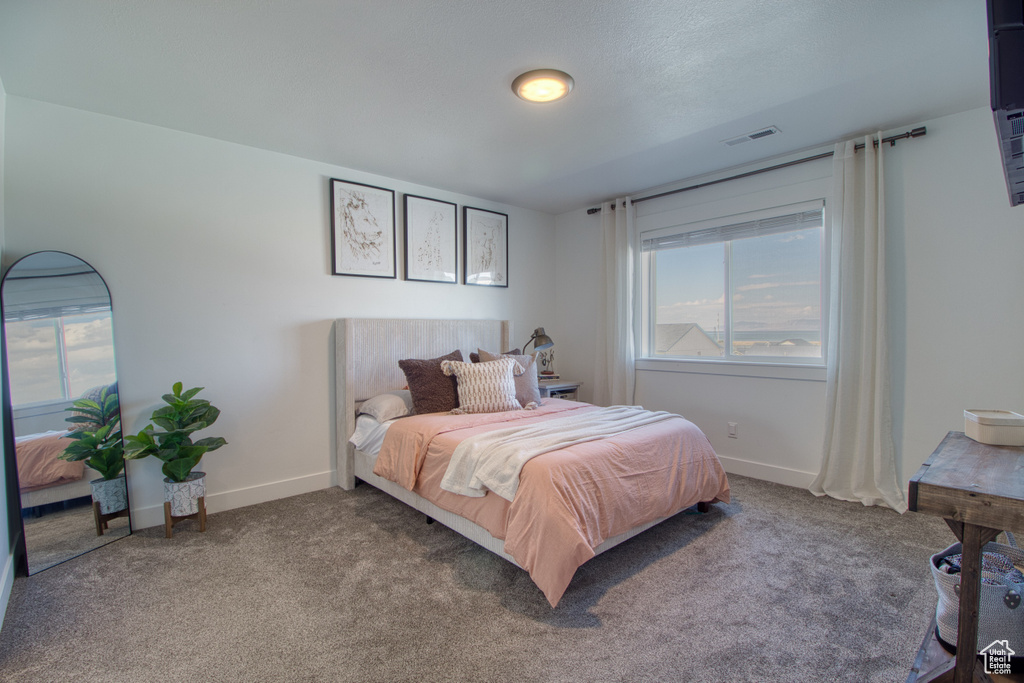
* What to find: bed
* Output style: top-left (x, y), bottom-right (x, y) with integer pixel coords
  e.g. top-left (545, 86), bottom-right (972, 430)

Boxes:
top-left (15, 428), bottom-right (93, 509)
top-left (334, 318), bottom-right (730, 606)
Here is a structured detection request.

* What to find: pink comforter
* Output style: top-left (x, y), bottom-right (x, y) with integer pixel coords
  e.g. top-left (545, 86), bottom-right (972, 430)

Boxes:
top-left (373, 399), bottom-right (730, 606)
top-left (15, 429), bottom-right (84, 492)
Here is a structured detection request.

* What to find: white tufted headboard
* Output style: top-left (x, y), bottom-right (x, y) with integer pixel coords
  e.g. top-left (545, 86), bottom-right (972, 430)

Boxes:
top-left (334, 318), bottom-right (512, 488)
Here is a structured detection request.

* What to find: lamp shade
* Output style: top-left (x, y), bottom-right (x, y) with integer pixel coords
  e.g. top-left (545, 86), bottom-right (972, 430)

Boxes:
top-left (524, 327), bottom-right (554, 351)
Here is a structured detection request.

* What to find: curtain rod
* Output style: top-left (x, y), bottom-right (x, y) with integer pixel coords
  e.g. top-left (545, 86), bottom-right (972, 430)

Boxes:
top-left (586, 126), bottom-right (927, 215)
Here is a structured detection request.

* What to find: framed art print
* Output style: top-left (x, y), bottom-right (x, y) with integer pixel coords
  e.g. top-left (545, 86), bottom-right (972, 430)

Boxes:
top-left (330, 178), bottom-right (396, 278)
top-left (404, 194), bottom-right (457, 284)
top-left (463, 206), bottom-right (508, 287)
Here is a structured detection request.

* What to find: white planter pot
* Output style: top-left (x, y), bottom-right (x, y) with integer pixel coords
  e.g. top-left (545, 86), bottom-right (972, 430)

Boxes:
top-left (164, 471), bottom-right (206, 517)
top-left (91, 475), bottom-right (128, 514)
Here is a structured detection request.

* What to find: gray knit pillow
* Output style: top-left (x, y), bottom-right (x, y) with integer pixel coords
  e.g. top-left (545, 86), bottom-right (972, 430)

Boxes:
top-left (477, 349), bottom-right (542, 408)
top-left (469, 348), bottom-right (521, 363)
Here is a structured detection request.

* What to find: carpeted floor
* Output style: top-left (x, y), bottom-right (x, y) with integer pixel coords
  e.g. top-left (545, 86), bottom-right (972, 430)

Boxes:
top-left (22, 502), bottom-right (130, 574)
top-left (0, 474), bottom-right (951, 682)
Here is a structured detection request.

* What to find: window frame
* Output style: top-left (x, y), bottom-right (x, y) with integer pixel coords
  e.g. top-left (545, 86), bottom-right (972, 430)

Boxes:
top-left (4, 309), bottom-right (116, 409)
top-left (634, 175), bottom-right (832, 382)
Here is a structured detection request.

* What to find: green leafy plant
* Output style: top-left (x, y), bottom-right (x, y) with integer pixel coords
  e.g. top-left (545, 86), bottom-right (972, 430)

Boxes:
top-left (59, 385), bottom-right (125, 480)
top-left (123, 382), bottom-right (227, 482)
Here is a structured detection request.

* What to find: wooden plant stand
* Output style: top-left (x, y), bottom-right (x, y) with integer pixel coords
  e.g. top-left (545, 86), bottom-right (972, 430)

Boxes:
top-left (164, 497), bottom-right (207, 538)
top-left (93, 502), bottom-right (130, 537)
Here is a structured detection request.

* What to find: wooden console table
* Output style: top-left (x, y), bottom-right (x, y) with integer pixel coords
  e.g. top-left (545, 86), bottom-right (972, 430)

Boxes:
top-left (908, 431), bottom-right (1024, 683)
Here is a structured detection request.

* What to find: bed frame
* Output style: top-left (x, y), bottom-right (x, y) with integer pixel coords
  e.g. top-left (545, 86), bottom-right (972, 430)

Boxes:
top-left (334, 318), bottom-right (697, 568)
top-left (20, 477), bottom-right (93, 509)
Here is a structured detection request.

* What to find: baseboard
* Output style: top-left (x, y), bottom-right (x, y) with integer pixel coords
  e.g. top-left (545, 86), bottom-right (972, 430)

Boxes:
top-left (131, 470), bottom-right (335, 530)
top-left (0, 549), bottom-right (14, 633)
top-left (126, 459), bottom-right (815, 529)
top-left (716, 454), bottom-right (816, 489)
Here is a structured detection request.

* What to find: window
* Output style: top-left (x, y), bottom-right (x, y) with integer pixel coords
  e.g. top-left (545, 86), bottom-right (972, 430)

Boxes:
top-left (641, 201), bottom-right (825, 365)
top-left (5, 310), bottom-right (117, 406)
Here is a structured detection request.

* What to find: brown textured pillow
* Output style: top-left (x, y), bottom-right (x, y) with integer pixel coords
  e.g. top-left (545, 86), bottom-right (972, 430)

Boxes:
top-left (477, 349), bottom-right (542, 407)
top-left (398, 350), bottom-right (464, 414)
top-left (469, 348), bottom-right (521, 363)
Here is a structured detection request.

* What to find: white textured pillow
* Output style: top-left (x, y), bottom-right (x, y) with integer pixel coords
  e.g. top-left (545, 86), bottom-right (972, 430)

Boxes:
top-left (358, 390), bottom-right (414, 423)
top-left (440, 358), bottom-right (523, 414)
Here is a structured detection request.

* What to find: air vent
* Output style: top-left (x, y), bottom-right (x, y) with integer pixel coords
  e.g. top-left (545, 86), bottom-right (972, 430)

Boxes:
top-left (722, 126), bottom-right (781, 147)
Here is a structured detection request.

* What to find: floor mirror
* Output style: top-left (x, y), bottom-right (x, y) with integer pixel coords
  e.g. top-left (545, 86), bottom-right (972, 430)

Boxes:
top-left (1, 251), bottom-right (130, 575)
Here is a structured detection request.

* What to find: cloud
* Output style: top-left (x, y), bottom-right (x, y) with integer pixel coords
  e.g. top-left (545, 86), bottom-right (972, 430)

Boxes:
top-left (669, 294), bottom-right (724, 307)
top-left (735, 280), bottom-right (818, 293)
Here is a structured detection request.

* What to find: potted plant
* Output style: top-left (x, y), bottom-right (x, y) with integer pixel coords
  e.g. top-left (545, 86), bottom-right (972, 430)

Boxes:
top-left (123, 382), bottom-right (226, 519)
top-left (59, 385), bottom-right (129, 518)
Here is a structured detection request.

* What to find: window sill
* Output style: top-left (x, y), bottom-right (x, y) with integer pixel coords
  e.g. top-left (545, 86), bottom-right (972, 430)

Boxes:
top-left (635, 357), bottom-right (827, 382)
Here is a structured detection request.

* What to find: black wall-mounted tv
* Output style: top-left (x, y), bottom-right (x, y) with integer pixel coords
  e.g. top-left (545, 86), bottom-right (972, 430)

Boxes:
top-left (989, 0), bottom-right (1024, 206)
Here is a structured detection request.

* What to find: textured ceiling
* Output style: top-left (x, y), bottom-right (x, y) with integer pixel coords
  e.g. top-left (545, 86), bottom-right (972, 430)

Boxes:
top-left (0, 0), bottom-right (991, 214)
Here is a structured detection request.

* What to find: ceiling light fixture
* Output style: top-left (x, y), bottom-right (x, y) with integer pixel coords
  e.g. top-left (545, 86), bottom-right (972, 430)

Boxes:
top-left (512, 69), bottom-right (574, 103)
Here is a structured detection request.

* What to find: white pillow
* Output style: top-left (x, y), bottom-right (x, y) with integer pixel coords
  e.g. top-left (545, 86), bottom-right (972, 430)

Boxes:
top-left (349, 414), bottom-right (393, 454)
top-left (358, 390), bottom-right (413, 423)
top-left (440, 358), bottom-right (523, 414)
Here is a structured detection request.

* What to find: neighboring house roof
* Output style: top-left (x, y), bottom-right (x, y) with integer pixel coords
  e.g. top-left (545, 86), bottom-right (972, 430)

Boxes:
top-left (656, 323), bottom-right (723, 357)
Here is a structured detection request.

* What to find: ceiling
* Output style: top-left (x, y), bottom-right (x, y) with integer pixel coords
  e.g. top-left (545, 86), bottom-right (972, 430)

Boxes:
top-left (0, 1), bottom-right (991, 215)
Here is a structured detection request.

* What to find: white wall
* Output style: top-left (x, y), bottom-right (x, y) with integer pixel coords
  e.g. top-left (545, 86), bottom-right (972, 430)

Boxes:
top-left (2, 96), bottom-right (557, 529)
top-left (885, 107), bottom-right (1024, 480)
top-left (555, 106), bottom-right (1024, 492)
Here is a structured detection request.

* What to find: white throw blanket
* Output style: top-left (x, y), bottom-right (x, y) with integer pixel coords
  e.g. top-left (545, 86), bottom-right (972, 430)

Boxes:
top-left (440, 405), bottom-right (679, 501)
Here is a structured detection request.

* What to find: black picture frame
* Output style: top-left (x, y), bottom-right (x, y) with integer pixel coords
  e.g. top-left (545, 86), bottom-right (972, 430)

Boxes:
top-left (330, 178), bottom-right (396, 278)
top-left (403, 194), bottom-right (458, 284)
top-left (462, 206), bottom-right (508, 287)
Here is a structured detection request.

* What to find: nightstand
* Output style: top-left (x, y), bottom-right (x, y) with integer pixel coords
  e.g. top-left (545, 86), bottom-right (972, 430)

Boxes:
top-left (538, 379), bottom-right (582, 401)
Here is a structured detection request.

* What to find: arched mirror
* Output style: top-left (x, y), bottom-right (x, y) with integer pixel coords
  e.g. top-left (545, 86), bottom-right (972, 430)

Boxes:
top-left (1, 251), bottom-right (130, 574)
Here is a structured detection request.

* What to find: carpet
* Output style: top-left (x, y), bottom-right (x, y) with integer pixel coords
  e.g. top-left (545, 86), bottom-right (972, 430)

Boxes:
top-left (0, 474), bottom-right (951, 682)
top-left (22, 501), bottom-right (130, 574)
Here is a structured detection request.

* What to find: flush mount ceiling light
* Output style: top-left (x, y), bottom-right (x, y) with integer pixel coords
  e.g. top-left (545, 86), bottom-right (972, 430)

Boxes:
top-left (512, 69), bottom-right (574, 103)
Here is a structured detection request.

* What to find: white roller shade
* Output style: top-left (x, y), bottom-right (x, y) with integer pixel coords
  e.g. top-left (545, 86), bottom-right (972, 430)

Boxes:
top-left (2, 253), bottom-right (111, 321)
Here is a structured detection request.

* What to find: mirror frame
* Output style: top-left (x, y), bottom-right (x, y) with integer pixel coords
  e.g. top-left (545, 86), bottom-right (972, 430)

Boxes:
top-left (1, 250), bottom-right (130, 576)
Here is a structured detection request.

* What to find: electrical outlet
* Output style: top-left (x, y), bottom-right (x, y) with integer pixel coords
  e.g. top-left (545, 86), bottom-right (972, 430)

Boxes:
top-left (727, 422), bottom-right (739, 438)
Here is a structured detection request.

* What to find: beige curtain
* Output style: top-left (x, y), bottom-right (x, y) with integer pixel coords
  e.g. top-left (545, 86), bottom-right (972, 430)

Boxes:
top-left (810, 135), bottom-right (906, 512)
top-left (593, 197), bottom-right (636, 407)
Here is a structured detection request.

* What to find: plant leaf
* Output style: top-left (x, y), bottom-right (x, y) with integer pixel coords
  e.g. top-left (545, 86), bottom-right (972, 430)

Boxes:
top-left (163, 454), bottom-right (202, 482)
top-left (64, 415), bottom-right (100, 424)
top-left (192, 436), bottom-right (227, 452)
top-left (151, 416), bottom-right (178, 432)
top-left (179, 386), bottom-right (203, 402)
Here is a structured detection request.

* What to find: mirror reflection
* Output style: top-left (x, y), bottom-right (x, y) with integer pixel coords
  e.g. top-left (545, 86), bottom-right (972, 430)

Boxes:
top-left (2, 251), bottom-right (130, 574)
